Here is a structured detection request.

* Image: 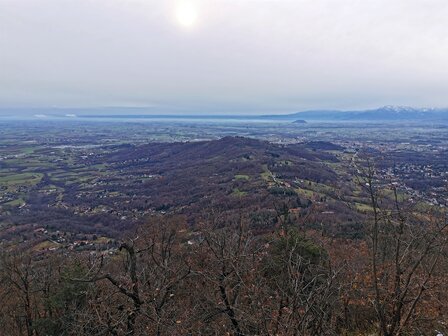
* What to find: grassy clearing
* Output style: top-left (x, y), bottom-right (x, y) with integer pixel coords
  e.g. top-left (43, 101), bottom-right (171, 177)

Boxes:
top-left (295, 187), bottom-right (315, 198)
top-left (295, 179), bottom-right (334, 198)
top-left (261, 164), bottom-right (272, 182)
top-left (50, 172), bottom-right (95, 184)
top-left (94, 236), bottom-right (112, 244)
top-left (235, 174), bottom-right (250, 181)
top-left (20, 147), bottom-right (36, 155)
top-left (4, 198), bottom-right (25, 207)
top-left (32, 240), bottom-right (60, 252)
top-left (232, 188), bottom-right (247, 197)
top-left (261, 171), bottom-right (271, 181)
top-left (0, 173), bottom-right (43, 187)
top-left (355, 203), bottom-right (373, 212)
top-left (74, 164), bottom-right (108, 173)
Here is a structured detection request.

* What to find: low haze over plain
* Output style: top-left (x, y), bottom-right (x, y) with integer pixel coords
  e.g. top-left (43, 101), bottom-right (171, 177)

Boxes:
top-left (1, 0), bottom-right (448, 114)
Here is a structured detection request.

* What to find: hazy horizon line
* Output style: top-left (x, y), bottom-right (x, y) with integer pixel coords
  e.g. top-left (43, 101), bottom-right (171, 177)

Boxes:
top-left (1, 104), bottom-right (448, 117)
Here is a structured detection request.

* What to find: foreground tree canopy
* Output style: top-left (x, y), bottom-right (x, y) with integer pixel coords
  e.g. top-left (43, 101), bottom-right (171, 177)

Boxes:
top-left (1, 185), bottom-right (447, 336)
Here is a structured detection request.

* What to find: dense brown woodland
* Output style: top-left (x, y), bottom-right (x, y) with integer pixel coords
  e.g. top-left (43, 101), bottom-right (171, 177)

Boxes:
top-left (0, 137), bottom-right (447, 335)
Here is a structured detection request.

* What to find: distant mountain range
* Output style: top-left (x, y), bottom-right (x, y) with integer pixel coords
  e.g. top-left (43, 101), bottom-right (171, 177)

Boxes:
top-left (1, 105), bottom-right (448, 122)
top-left (265, 106), bottom-right (448, 122)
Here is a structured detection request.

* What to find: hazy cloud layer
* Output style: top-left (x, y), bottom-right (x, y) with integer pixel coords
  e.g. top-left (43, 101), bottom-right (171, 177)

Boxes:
top-left (1, 0), bottom-right (448, 113)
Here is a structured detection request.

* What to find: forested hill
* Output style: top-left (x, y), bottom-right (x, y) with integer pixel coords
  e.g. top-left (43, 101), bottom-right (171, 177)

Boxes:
top-left (87, 136), bottom-right (342, 224)
top-left (1, 136), bottom-right (355, 243)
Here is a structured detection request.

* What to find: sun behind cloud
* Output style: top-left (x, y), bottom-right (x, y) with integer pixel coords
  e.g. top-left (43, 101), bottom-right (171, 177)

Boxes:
top-left (175, 1), bottom-right (199, 29)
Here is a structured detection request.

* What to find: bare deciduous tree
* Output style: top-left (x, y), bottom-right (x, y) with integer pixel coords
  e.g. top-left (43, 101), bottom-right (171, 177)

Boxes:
top-left (355, 157), bottom-right (448, 336)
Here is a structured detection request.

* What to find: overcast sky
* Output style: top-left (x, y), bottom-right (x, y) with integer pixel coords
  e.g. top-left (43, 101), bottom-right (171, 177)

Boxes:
top-left (1, 0), bottom-right (448, 114)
